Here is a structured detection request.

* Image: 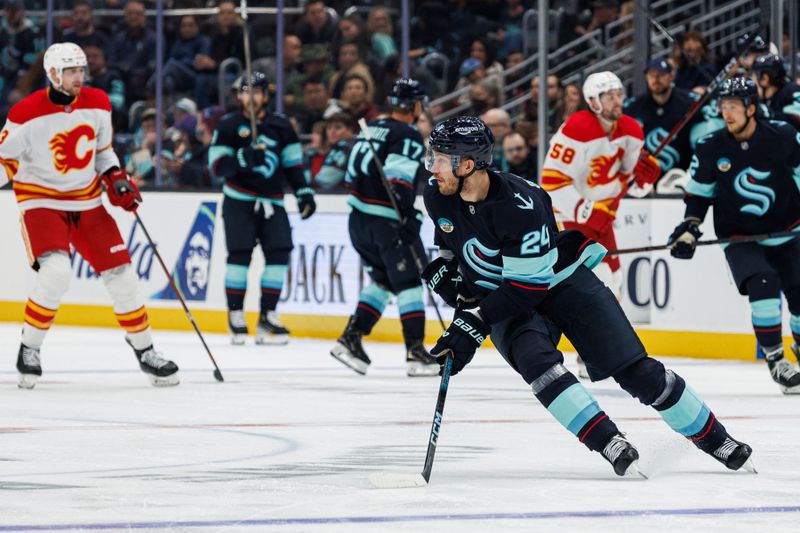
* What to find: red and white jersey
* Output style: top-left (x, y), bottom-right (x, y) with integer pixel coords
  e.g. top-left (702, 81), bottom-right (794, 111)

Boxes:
top-left (541, 110), bottom-right (644, 222)
top-left (0, 87), bottom-right (119, 212)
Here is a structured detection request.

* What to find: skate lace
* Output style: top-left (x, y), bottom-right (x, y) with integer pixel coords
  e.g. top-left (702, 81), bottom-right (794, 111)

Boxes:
top-left (21, 346), bottom-right (40, 367)
top-left (771, 358), bottom-right (800, 381)
top-left (229, 310), bottom-right (247, 328)
top-left (602, 436), bottom-right (629, 463)
top-left (713, 437), bottom-right (739, 461)
top-left (265, 311), bottom-right (285, 328)
top-left (140, 349), bottom-right (170, 369)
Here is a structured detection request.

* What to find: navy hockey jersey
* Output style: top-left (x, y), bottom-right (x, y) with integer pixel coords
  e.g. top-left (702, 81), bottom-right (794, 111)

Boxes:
top-left (208, 111), bottom-right (306, 204)
top-left (685, 119), bottom-right (800, 242)
top-left (314, 137), bottom-right (355, 192)
top-left (762, 82), bottom-right (800, 131)
top-left (346, 118), bottom-right (426, 220)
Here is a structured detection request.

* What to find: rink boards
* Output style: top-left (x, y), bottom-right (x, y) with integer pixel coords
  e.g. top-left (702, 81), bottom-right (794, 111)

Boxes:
top-left (0, 190), bottom-right (794, 360)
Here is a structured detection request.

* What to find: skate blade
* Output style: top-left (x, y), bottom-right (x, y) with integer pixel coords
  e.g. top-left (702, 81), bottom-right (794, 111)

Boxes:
top-left (406, 361), bottom-right (439, 377)
top-left (625, 461), bottom-right (648, 480)
top-left (369, 471), bottom-right (428, 489)
top-left (741, 458), bottom-right (758, 474)
top-left (255, 332), bottom-right (289, 346)
top-left (17, 374), bottom-right (39, 390)
top-left (330, 345), bottom-right (368, 375)
top-left (148, 373), bottom-right (180, 387)
top-left (779, 384), bottom-right (800, 394)
top-left (230, 333), bottom-right (247, 346)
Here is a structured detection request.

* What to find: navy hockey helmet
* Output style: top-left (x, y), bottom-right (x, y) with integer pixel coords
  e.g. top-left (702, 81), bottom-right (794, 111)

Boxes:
top-left (751, 53), bottom-right (787, 84)
top-left (736, 33), bottom-right (768, 55)
top-left (718, 77), bottom-right (759, 108)
top-left (426, 116), bottom-right (494, 174)
top-left (235, 71), bottom-right (275, 95)
top-left (387, 78), bottom-right (427, 111)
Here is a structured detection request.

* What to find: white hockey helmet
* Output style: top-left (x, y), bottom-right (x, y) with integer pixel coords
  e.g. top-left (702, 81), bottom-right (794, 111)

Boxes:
top-left (43, 42), bottom-right (87, 89)
top-left (582, 71), bottom-right (624, 114)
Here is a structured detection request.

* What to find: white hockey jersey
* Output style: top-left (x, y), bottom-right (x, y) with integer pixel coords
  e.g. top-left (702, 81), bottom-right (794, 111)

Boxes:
top-left (0, 87), bottom-right (119, 212)
top-left (541, 110), bottom-right (645, 223)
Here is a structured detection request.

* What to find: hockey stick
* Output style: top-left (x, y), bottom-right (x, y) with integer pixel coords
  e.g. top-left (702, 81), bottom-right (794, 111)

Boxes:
top-left (357, 118), bottom-right (447, 331)
top-left (608, 228), bottom-right (800, 256)
top-left (240, 0), bottom-right (258, 144)
top-left (370, 353), bottom-right (453, 488)
top-left (133, 208), bottom-right (225, 382)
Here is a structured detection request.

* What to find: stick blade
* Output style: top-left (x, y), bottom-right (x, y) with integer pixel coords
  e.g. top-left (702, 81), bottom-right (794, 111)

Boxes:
top-left (369, 471), bottom-right (428, 489)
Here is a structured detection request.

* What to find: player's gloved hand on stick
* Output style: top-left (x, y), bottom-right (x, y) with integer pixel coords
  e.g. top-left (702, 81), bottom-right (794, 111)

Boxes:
top-left (667, 218), bottom-right (702, 259)
top-left (237, 144), bottom-right (266, 168)
top-left (632, 150), bottom-right (661, 188)
top-left (295, 187), bottom-right (316, 219)
top-left (576, 200), bottom-right (614, 234)
top-left (102, 168), bottom-right (141, 212)
top-left (392, 209), bottom-right (422, 247)
top-left (421, 256), bottom-right (474, 309)
top-left (430, 308), bottom-right (489, 376)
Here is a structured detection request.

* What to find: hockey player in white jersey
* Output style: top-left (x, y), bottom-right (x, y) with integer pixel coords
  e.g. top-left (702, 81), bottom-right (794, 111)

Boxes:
top-left (541, 71), bottom-right (660, 378)
top-left (0, 42), bottom-right (179, 388)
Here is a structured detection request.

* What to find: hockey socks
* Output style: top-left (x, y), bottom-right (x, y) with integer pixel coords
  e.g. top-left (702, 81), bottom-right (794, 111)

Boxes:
top-left (398, 286), bottom-right (425, 343)
top-left (21, 252), bottom-right (71, 349)
top-left (749, 298), bottom-right (783, 348)
top-left (102, 264), bottom-right (153, 349)
top-left (260, 264), bottom-right (287, 312)
top-left (224, 263), bottom-right (248, 311)
top-left (353, 283), bottom-right (391, 334)
top-left (531, 364), bottom-right (619, 452)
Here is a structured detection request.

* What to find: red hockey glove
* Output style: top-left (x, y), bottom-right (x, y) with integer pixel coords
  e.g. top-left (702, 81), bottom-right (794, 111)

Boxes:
top-left (632, 150), bottom-right (661, 188)
top-left (102, 168), bottom-right (141, 212)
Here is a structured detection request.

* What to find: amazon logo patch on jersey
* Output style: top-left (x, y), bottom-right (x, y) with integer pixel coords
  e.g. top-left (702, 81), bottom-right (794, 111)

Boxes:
top-left (717, 157), bottom-right (732, 172)
top-left (438, 217), bottom-right (454, 233)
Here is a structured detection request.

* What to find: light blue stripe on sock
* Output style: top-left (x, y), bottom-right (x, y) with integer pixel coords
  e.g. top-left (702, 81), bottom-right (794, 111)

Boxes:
top-left (659, 385), bottom-right (710, 436)
top-left (546, 383), bottom-right (601, 436)
top-left (225, 264), bottom-right (249, 290)
top-left (261, 265), bottom-right (288, 290)
top-left (397, 286), bottom-right (424, 315)
top-left (790, 314), bottom-right (800, 335)
top-left (750, 298), bottom-right (782, 327)
top-left (359, 283), bottom-right (391, 313)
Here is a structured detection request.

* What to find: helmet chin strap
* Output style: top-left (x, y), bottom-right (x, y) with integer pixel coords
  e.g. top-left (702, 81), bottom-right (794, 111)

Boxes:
top-left (732, 105), bottom-right (754, 135)
top-left (453, 162), bottom-right (478, 195)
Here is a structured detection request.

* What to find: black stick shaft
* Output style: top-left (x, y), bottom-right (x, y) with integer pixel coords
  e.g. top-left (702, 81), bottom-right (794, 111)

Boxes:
top-left (421, 354), bottom-right (453, 483)
top-left (133, 210), bottom-right (225, 382)
top-left (609, 229), bottom-right (799, 256)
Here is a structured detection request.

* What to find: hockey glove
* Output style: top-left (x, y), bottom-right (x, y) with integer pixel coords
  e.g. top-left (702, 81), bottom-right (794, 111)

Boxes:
top-left (584, 207), bottom-right (615, 234)
top-left (296, 187), bottom-right (316, 219)
top-left (102, 168), bottom-right (142, 212)
top-left (430, 308), bottom-right (489, 376)
top-left (421, 256), bottom-right (474, 309)
top-left (237, 144), bottom-right (267, 169)
top-left (667, 218), bottom-right (703, 259)
top-left (632, 150), bottom-right (661, 188)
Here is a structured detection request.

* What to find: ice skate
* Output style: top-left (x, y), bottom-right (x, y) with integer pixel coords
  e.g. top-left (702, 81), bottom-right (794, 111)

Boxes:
top-left (127, 338), bottom-right (180, 387)
top-left (17, 343), bottom-right (41, 390)
top-left (763, 345), bottom-right (800, 394)
top-left (228, 310), bottom-right (249, 345)
top-left (576, 355), bottom-right (589, 380)
top-left (711, 436), bottom-right (757, 473)
top-left (602, 434), bottom-right (647, 478)
top-left (406, 340), bottom-right (439, 377)
top-left (330, 316), bottom-right (370, 375)
top-left (255, 310), bottom-right (290, 345)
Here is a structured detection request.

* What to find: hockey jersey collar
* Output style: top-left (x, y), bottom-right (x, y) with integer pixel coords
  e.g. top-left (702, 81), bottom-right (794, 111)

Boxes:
top-left (460, 170), bottom-right (507, 215)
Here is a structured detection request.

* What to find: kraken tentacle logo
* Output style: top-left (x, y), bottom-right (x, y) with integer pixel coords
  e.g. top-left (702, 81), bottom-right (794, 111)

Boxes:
top-left (462, 237), bottom-right (502, 290)
top-left (733, 167), bottom-right (774, 216)
top-left (49, 124), bottom-right (96, 174)
top-left (645, 127), bottom-right (680, 171)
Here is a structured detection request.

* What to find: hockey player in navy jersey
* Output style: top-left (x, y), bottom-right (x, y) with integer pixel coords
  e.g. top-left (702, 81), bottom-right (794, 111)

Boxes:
top-left (669, 78), bottom-right (800, 394)
top-left (329, 78), bottom-right (439, 377)
top-left (209, 72), bottom-right (316, 345)
top-left (422, 115), bottom-right (754, 476)
top-left (750, 54), bottom-right (800, 132)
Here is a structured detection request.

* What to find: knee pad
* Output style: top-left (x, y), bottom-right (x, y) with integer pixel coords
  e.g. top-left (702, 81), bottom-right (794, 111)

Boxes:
top-left (101, 263), bottom-right (142, 313)
top-left (263, 249), bottom-right (291, 265)
top-left (745, 272), bottom-right (780, 301)
top-left (593, 262), bottom-right (622, 299)
top-left (33, 251), bottom-right (72, 307)
top-left (227, 250), bottom-right (252, 267)
top-left (613, 357), bottom-right (667, 406)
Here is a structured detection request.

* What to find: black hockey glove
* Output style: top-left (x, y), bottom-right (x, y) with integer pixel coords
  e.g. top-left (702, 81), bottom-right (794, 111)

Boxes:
top-left (296, 187), bottom-right (316, 219)
top-left (667, 218), bottom-right (703, 259)
top-left (392, 209), bottom-right (422, 247)
top-left (237, 144), bottom-right (267, 168)
top-left (431, 308), bottom-right (489, 376)
top-left (421, 256), bottom-right (474, 309)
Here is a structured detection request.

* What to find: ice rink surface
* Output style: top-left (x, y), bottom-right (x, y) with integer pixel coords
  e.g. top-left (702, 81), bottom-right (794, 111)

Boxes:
top-left (1, 324), bottom-right (799, 533)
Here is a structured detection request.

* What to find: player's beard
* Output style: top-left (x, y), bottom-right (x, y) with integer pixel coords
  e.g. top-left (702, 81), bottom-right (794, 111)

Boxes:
top-left (435, 175), bottom-right (460, 196)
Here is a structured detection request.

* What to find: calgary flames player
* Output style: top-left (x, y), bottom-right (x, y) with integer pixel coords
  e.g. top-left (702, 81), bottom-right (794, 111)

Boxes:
top-left (541, 71), bottom-right (660, 378)
top-left (0, 42), bottom-right (179, 389)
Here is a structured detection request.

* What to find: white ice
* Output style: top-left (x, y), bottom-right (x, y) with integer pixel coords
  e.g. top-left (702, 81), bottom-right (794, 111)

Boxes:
top-left (1, 324), bottom-right (799, 532)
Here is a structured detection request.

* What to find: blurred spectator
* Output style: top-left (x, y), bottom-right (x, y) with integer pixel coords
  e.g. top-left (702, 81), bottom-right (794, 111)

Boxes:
top-left (5, 50), bottom-right (45, 110)
top-left (108, 0), bottom-right (156, 102)
top-left (504, 49), bottom-right (526, 96)
top-left (501, 131), bottom-right (537, 180)
top-left (255, 34), bottom-right (303, 109)
top-left (366, 5), bottom-right (398, 66)
top-left (85, 44), bottom-right (126, 131)
top-left (304, 120), bottom-right (330, 183)
top-left (467, 80), bottom-right (500, 116)
top-left (62, 0), bottom-right (109, 52)
top-left (0, 0), bottom-right (45, 103)
top-left (575, 0), bottom-right (619, 38)
top-left (155, 15), bottom-right (211, 103)
top-left (468, 37), bottom-right (505, 102)
top-left (127, 108), bottom-right (161, 186)
top-left (515, 119), bottom-right (539, 151)
top-left (562, 82), bottom-right (583, 121)
top-left (286, 43), bottom-right (334, 106)
top-left (482, 107), bottom-right (511, 168)
top-left (192, 0), bottom-right (246, 106)
top-left (331, 12), bottom-right (368, 60)
top-left (314, 112), bottom-right (357, 191)
top-left (294, 0), bottom-right (337, 45)
top-left (171, 114), bottom-right (211, 188)
top-left (197, 105), bottom-right (225, 187)
top-left (673, 29), bottom-right (715, 92)
top-left (329, 40), bottom-right (375, 101)
top-left (292, 75), bottom-right (342, 135)
top-left (524, 74), bottom-right (563, 131)
top-left (500, 0), bottom-right (527, 35)
top-left (340, 74), bottom-right (378, 123)
top-left (173, 97), bottom-right (198, 125)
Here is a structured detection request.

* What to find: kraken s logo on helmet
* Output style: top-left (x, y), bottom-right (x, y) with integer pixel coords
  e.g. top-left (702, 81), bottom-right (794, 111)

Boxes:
top-left (49, 124), bottom-right (96, 174)
top-left (733, 167), bottom-right (774, 216)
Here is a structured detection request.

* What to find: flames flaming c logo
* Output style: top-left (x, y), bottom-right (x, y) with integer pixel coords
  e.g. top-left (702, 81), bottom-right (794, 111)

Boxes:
top-left (587, 147), bottom-right (625, 187)
top-left (49, 124), bottom-right (96, 174)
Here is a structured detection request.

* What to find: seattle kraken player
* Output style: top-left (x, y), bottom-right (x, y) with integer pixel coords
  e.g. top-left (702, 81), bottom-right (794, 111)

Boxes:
top-left (750, 53), bottom-right (800, 132)
top-left (669, 78), bottom-right (800, 394)
top-left (209, 72), bottom-right (316, 345)
top-left (423, 116), bottom-right (755, 476)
